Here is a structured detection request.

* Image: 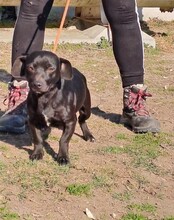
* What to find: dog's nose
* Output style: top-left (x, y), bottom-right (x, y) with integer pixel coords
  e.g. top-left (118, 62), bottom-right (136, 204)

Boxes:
top-left (34, 81), bottom-right (42, 88)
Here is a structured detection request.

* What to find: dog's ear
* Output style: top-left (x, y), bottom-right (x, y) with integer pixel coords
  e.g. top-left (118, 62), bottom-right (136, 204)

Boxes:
top-left (11, 55), bottom-right (27, 79)
top-left (60, 58), bottom-right (73, 80)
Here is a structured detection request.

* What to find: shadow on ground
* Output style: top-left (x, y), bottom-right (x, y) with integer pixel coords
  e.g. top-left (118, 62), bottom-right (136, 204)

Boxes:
top-left (91, 106), bottom-right (121, 124)
top-left (0, 69), bottom-right (11, 83)
top-left (0, 127), bottom-right (58, 162)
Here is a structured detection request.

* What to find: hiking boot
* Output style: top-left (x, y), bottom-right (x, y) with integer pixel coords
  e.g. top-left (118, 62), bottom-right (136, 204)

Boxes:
top-left (0, 80), bottom-right (29, 134)
top-left (122, 84), bottom-right (160, 133)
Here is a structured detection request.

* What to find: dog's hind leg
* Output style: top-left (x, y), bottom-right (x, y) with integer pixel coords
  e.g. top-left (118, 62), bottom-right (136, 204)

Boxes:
top-left (78, 89), bottom-right (95, 142)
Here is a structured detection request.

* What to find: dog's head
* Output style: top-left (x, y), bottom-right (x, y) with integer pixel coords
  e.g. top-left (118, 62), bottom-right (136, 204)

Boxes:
top-left (12, 50), bottom-right (73, 94)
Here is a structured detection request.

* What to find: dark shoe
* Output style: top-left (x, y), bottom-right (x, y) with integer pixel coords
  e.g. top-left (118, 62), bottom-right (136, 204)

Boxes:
top-left (122, 85), bottom-right (160, 133)
top-left (0, 80), bottom-right (29, 134)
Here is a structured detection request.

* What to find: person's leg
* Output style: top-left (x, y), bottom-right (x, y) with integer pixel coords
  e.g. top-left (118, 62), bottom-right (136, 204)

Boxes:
top-left (12, 0), bottom-right (54, 67)
top-left (102, 0), bottom-right (160, 133)
top-left (0, 0), bottom-right (53, 134)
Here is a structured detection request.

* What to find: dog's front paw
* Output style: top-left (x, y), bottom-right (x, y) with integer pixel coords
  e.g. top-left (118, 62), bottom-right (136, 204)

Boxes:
top-left (29, 149), bottom-right (44, 160)
top-left (84, 133), bottom-right (95, 142)
top-left (57, 155), bottom-right (69, 165)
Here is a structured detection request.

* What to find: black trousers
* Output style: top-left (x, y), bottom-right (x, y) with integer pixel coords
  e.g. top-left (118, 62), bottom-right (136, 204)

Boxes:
top-left (12, 0), bottom-right (144, 87)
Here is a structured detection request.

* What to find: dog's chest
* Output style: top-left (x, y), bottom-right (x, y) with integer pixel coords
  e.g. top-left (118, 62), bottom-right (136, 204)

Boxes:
top-left (37, 95), bottom-right (74, 127)
top-left (39, 103), bottom-right (61, 127)
top-left (41, 109), bottom-right (52, 127)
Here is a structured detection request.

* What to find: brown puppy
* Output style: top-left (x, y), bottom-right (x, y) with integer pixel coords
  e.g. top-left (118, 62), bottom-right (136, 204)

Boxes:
top-left (12, 50), bottom-right (95, 165)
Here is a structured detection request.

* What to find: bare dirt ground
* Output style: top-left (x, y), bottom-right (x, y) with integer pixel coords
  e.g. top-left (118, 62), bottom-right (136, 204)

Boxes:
top-left (0, 19), bottom-right (174, 220)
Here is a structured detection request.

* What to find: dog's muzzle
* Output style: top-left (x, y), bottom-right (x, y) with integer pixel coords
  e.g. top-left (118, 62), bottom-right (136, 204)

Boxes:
top-left (30, 81), bottom-right (49, 94)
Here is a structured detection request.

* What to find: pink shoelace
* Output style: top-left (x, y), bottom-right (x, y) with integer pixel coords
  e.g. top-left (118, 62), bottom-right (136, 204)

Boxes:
top-left (128, 89), bottom-right (152, 116)
top-left (3, 86), bottom-right (28, 110)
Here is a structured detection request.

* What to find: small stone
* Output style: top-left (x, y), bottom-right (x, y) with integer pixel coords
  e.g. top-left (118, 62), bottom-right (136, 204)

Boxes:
top-left (111, 213), bottom-right (117, 219)
top-left (85, 208), bottom-right (95, 219)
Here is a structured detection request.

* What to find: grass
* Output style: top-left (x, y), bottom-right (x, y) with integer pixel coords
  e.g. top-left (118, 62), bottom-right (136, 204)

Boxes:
top-left (121, 214), bottom-right (174, 220)
top-left (96, 37), bottom-right (111, 49)
top-left (116, 133), bottom-right (129, 140)
top-left (0, 204), bottom-right (20, 220)
top-left (0, 20), bottom-right (15, 28)
top-left (17, 189), bottom-right (27, 201)
top-left (1, 158), bottom-right (69, 192)
top-left (0, 82), bottom-right (8, 92)
top-left (0, 161), bottom-right (6, 172)
top-left (127, 203), bottom-right (157, 213)
top-left (121, 213), bottom-right (148, 220)
top-left (144, 46), bottom-right (160, 56)
top-left (104, 146), bottom-right (125, 154)
top-left (166, 86), bottom-right (174, 92)
top-left (103, 132), bottom-right (173, 173)
top-left (48, 133), bottom-right (59, 141)
top-left (113, 191), bottom-right (132, 202)
top-left (133, 174), bottom-right (149, 188)
top-left (66, 183), bottom-right (91, 196)
top-left (121, 191), bottom-right (173, 219)
top-left (52, 36), bottom-right (112, 52)
top-left (0, 144), bottom-right (8, 152)
top-left (92, 174), bottom-right (112, 189)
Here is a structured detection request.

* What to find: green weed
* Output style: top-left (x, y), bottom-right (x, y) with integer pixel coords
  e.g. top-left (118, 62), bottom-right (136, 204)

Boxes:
top-left (48, 134), bottom-right (59, 141)
top-left (3, 159), bottom-right (62, 191)
top-left (96, 37), bottom-right (111, 49)
top-left (144, 46), bottom-right (160, 56)
top-left (104, 146), bottom-right (125, 154)
top-left (0, 20), bottom-right (15, 28)
top-left (18, 189), bottom-right (27, 201)
top-left (133, 174), bottom-right (149, 188)
top-left (128, 203), bottom-right (157, 213)
top-left (92, 175), bottom-right (110, 188)
top-left (125, 133), bottom-right (171, 172)
top-left (0, 204), bottom-right (20, 220)
top-left (121, 213), bottom-right (148, 220)
top-left (113, 191), bottom-right (132, 201)
top-left (116, 133), bottom-right (129, 140)
top-left (66, 183), bottom-right (91, 196)
top-left (166, 86), bottom-right (174, 92)
top-left (44, 42), bottom-right (84, 53)
top-left (57, 42), bottom-right (83, 51)
top-left (104, 132), bottom-right (172, 173)
top-left (0, 145), bottom-right (8, 152)
top-left (0, 82), bottom-right (8, 92)
top-left (0, 161), bottom-right (6, 172)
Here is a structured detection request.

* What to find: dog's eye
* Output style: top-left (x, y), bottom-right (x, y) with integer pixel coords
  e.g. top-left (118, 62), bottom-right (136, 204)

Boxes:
top-left (27, 66), bottom-right (34, 73)
top-left (47, 67), bottom-right (55, 73)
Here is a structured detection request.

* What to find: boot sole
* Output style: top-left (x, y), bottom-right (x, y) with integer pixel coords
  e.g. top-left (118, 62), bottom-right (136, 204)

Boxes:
top-left (121, 116), bottom-right (160, 133)
top-left (133, 125), bottom-right (160, 133)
